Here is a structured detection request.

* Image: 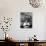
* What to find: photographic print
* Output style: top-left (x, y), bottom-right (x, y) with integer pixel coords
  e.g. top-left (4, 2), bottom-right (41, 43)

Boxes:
top-left (20, 12), bottom-right (32, 28)
top-left (29, 0), bottom-right (43, 8)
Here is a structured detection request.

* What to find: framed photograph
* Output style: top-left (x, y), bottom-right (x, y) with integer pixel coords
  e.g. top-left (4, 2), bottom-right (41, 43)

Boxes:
top-left (20, 12), bottom-right (32, 28)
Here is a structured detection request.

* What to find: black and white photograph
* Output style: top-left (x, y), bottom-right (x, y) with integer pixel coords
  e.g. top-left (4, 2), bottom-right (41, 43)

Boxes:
top-left (20, 12), bottom-right (32, 28)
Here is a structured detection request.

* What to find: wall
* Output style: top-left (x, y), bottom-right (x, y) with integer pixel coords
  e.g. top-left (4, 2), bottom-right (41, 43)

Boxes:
top-left (0, 0), bottom-right (46, 40)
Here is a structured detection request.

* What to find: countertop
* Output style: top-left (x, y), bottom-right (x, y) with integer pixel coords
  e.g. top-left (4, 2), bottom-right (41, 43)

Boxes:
top-left (6, 39), bottom-right (46, 43)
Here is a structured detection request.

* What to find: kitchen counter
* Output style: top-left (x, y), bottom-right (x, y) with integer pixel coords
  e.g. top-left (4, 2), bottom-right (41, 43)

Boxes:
top-left (5, 38), bottom-right (46, 43)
